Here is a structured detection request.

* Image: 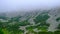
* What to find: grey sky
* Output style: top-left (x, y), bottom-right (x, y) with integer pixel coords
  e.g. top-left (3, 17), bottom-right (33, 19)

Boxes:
top-left (0, 0), bottom-right (60, 12)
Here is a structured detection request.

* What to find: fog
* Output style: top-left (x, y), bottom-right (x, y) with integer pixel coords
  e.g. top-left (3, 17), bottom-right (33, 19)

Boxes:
top-left (0, 0), bottom-right (60, 12)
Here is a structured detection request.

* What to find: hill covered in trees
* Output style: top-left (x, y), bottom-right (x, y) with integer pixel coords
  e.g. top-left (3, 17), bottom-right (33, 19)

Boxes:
top-left (0, 8), bottom-right (60, 34)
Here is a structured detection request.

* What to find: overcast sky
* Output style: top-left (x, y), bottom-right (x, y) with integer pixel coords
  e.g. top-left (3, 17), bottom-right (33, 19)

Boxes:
top-left (0, 0), bottom-right (60, 12)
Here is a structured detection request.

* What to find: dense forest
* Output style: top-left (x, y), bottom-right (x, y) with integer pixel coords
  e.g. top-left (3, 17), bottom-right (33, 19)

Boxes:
top-left (0, 8), bottom-right (60, 34)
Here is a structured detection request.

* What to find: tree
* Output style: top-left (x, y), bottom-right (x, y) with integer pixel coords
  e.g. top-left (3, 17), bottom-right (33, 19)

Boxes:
top-left (56, 17), bottom-right (60, 22)
top-left (54, 30), bottom-right (60, 34)
top-left (0, 28), bottom-right (3, 34)
top-left (33, 12), bottom-right (50, 24)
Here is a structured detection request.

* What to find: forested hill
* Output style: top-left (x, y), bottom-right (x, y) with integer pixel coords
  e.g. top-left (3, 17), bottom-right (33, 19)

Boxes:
top-left (0, 8), bottom-right (60, 34)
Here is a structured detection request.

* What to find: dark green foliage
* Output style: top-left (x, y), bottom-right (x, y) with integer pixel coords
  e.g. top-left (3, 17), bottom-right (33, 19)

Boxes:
top-left (37, 26), bottom-right (48, 30)
top-left (26, 26), bottom-right (36, 30)
top-left (34, 12), bottom-right (50, 24)
top-left (0, 21), bottom-right (6, 28)
top-left (7, 23), bottom-right (20, 31)
top-left (0, 28), bottom-right (3, 34)
top-left (38, 22), bottom-right (50, 27)
top-left (6, 23), bottom-right (24, 34)
top-left (26, 31), bottom-right (37, 34)
top-left (56, 17), bottom-right (60, 22)
top-left (35, 22), bottom-right (50, 32)
top-left (38, 31), bottom-right (53, 34)
top-left (36, 14), bottom-right (49, 22)
top-left (0, 30), bottom-right (3, 34)
top-left (57, 24), bottom-right (60, 29)
top-left (19, 20), bottom-right (30, 26)
top-left (0, 21), bottom-right (10, 29)
top-left (33, 12), bottom-right (50, 32)
top-left (0, 21), bottom-right (3, 28)
top-left (54, 30), bottom-right (60, 34)
top-left (10, 16), bottom-right (21, 22)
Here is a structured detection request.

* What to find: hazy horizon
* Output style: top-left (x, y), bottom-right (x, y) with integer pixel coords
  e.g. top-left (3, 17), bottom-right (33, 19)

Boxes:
top-left (0, 0), bottom-right (60, 12)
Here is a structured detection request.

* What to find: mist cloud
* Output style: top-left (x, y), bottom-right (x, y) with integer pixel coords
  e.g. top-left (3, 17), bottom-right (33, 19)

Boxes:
top-left (0, 0), bottom-right (60, 12)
